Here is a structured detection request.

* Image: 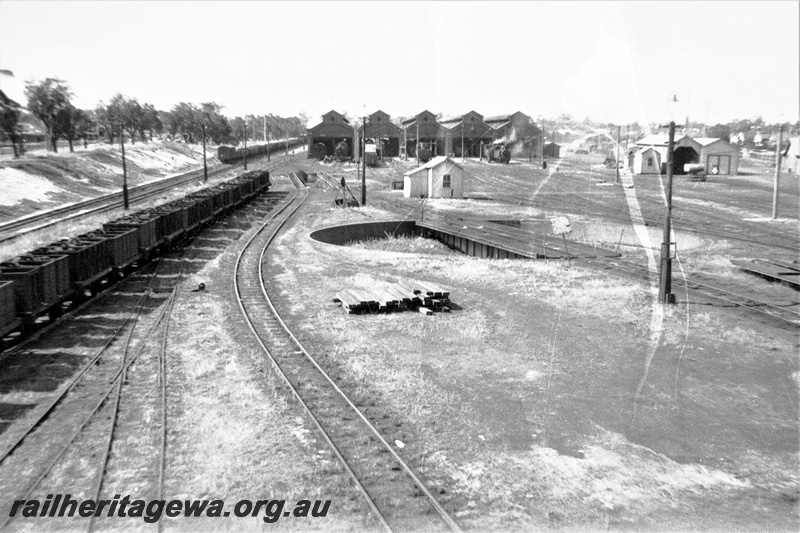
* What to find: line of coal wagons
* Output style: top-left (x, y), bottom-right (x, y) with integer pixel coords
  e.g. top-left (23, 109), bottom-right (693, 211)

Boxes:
top-left (0, 169), bottom-right (272, 348)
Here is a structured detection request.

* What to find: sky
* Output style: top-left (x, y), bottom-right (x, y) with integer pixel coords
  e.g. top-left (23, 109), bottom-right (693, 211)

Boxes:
top-left (0, 1), bottom-right (797, 126)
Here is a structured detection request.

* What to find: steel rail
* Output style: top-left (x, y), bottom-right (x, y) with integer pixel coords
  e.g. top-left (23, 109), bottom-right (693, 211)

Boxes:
top-left (579, 256), bottom-right (800, 326)
top-left (0, 152), bottom-right (303, 245)
top-left (0, 293), bottom-right (176, 531)
top-left (0, 266), bottom-right (164, 465)
top-left (85, 255), bottom-right (184, 533)
top-left (234, 172), bottom-right (462, 532)
top-left (0, 164), bottom-right (230, 241)
top-left (233, 175), bottom-right (392, 531)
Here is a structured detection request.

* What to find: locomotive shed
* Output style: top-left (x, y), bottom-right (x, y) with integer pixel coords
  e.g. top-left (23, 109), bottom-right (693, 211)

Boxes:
top-left (0, 149), bottom-right (797, 532)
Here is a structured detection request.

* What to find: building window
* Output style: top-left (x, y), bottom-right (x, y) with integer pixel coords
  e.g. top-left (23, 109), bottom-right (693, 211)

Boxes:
top-left (470, 117), bottom-right (475, 122)
top-left (648, 157), bottom-right (654, 167)
top-left (443, 174), bottom-right (451, 188)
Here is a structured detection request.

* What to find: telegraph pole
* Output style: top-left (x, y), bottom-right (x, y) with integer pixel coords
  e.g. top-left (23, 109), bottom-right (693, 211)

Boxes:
top-left (615, 125), bottom-right (621, 184)
top-left (361, 116), bottom-right (367, 206)
top-left (540, 127), bottom-right (545, 168)
top-left (658, 121), bottom-right (676, 304)
top-left (243, 124), bottom-right (248, 170)
top-left (119, 125), bottom-right (129, 210)
top-left (416, 121), bottom-right (420, 167)
top-left (461, 124), bottom-right (465, 162)
top-left (772, 124), bottom-right (783, 219)
top-left (202, 123), bottom-right (208, 182)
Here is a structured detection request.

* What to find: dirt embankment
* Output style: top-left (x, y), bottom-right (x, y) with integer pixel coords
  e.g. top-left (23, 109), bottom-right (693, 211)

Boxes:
top-left (0, 141), bottom-right (220, 221)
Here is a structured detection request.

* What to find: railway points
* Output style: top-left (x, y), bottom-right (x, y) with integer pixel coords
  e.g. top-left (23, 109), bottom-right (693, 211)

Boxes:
top-left (0, 143), bottom-right (797, 532)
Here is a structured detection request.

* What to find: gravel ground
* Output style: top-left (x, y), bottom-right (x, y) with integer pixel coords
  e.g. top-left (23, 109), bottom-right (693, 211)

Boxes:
top-left (260, 157), bottom-right (798, 532)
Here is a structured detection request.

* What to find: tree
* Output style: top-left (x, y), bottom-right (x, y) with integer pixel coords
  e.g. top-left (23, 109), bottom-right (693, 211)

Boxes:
top-left (230, 116), bottom-right (247, 145)
top-left (25, 78), bottom-right (72, 152)
top-left (706, 124), bottom-right (731, 140)
top-left (95, 101), bottom-right (119, 144)
top-left (119, 96), bottom-right (144, 144)
top-left (0, 89), bottom-right (23, 157)
top-left (199, 102), bottom-right (232, 144)
top-left (54, 104), bottom-right (79, 152)
top-left (139, 103), bottom-right (161, 142)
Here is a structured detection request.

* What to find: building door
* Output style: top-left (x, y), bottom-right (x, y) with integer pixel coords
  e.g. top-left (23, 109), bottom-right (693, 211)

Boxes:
top-left (707, 155), bottom-right (731, 175)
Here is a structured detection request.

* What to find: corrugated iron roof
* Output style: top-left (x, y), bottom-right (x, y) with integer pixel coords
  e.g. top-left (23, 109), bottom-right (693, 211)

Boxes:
top-left (403, 156), bottom-right (463, 176)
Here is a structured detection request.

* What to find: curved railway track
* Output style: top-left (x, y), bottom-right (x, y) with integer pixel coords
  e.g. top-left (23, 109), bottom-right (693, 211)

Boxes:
top-left (0, 160), bottom-right (298, 529)
top-left (234, 172), bottom-right (462, 532)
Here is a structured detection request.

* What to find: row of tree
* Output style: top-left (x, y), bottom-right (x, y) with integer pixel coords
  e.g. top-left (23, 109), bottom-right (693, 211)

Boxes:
top-left (0, 76), bottom-right (308, 156)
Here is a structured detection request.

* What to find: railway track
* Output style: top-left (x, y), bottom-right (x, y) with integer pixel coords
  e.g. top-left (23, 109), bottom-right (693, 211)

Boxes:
top-left (0, 163), bottom-right (232, 244)
top-left (0, 151), bottom-right (303, 246)
top-left (578, 255), bottom-right (800, 327)
top-left (0, 159), bottom-right (300, 530)
top-left (0, 254), bottom-right (183, 530)
top-left (234, 172), bottom-right (462, 532)
top-left (359, 193), bottom-right (799, 327)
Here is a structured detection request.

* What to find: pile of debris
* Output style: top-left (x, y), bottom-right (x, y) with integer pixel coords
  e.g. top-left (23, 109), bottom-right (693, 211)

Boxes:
top-left (334, 281), bottom-right (450, 315)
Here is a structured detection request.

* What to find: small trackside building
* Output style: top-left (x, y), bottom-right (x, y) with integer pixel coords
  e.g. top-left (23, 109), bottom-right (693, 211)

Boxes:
top-left (632, 146), bottom-right (664, 175)
top-left (403, 156), bottom-right (465, 199)
top-left (307, 110), bottom-right (355, 159)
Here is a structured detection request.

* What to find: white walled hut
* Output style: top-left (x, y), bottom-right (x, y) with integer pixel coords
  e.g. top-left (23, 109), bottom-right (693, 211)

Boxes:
top-left (632, 146), bottom-right (664, 174)
top-left (403, 156), bottom-right (465, 199)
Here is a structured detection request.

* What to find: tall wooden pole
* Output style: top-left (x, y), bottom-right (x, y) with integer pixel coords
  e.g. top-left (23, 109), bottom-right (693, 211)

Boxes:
top-left (540, 127), bottom-right (545, 168)
top-left (361, 116), bottom-right (366, 206)
top-left (658, 121), bottom-right (676, 304)
top-left (202, 123), bottom-right (208, 182)
top-left (772, 124), bottom-right (783, 219)
top-left (461, 124), bottom-right (465, 162)
top-left (243, 124), bottom-right (248, 170)
top-left (416, 121), bottom-right (420, 167)
top-left (615, 125), bottom-right (621, 184)
top-left (120, 125), bottom-right (129, 210)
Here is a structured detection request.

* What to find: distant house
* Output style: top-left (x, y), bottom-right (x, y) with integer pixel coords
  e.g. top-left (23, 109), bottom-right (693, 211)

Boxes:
top-left (403, 156), bottom-right (465, 199)
top-left (783, 136), bottom-right (800, 173)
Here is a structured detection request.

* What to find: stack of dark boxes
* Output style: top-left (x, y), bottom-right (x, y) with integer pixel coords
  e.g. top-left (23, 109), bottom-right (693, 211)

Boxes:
top-left (334, 281), bottom-right (450, 315)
